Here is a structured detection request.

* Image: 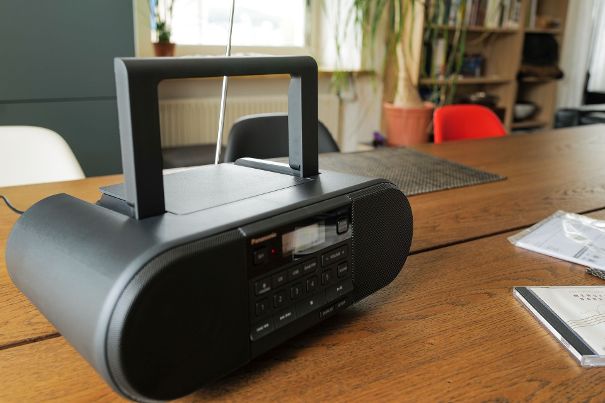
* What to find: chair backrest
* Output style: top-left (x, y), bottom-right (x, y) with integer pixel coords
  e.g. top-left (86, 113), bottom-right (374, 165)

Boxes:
top-left (433, 105), bottom-right (507, 144)
top-left (0, 126), bottom-right (85, 187)
top-left (223, 113), bottom-right (339, 163)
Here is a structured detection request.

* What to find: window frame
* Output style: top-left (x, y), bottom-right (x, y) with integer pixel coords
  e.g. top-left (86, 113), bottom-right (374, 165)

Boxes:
top-left (157, 0), bottom-right (319, 58)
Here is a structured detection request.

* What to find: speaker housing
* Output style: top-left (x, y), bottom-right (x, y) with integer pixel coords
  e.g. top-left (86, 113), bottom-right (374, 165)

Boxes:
top-left (7, 180), bottom-right (412, 401)
top-left (5, 56), bottom-right (413, 402)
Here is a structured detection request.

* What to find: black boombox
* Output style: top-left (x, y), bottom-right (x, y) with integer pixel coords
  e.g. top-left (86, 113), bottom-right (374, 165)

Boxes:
top-left (6, 56), bottom-right (413, 401)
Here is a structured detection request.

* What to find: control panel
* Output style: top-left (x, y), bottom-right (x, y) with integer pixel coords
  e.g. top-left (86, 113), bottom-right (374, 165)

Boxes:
top-left (247, 206), bottom-right (353, 342)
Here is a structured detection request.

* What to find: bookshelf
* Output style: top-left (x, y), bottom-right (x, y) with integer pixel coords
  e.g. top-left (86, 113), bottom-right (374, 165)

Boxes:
top-left (405, 0), bottom-right (568, 133)
top-left (515, 0), bottom-right (568, 131)
top-left (429, 24), bottom-right (518, 33)
top-left (419, 75), bottom-right (509, 85)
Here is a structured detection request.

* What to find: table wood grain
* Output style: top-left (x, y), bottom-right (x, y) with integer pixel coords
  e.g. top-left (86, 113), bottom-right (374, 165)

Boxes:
top-left (409, 125), bottom-right (605, 252)
top-left (2, 212), bottom-right (605, 402)
top-left (1, 125), bottom-right (605, 401)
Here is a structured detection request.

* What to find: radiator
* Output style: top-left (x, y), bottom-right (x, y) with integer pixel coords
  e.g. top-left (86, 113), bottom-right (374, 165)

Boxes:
top-left (159, 95), bottom-right (341, 147)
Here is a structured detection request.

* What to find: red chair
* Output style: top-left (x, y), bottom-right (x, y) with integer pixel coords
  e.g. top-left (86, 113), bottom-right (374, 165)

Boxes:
top-left (433, 104), bottom-right (507, 144)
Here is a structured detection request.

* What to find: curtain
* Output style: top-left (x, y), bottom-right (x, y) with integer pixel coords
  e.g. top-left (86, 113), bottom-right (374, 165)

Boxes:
top-left (557, 0), bottom-right (595, 107)
top-left (588, 1), bottom-right (605, 92)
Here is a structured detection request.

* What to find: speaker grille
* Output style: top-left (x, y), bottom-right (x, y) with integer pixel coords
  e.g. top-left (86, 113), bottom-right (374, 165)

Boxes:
top-left (106, 230), bottom-right (248, 401)
top-left (348, 183), bottom-right (413, 301)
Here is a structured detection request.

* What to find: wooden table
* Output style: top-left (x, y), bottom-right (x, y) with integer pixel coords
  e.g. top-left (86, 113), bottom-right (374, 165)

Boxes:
top-left (1, 125), bottom-right (605, 401)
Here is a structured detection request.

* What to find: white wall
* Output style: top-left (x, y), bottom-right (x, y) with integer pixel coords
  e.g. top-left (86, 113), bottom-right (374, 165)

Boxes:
top-left (156, 74), bottom-right (381, 152)
top-left (132, 0), bottom-right (384, 151)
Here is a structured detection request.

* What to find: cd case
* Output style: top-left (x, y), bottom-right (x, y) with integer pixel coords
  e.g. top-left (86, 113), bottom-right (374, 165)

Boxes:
top-left (514, 286), bottom-right (605, 367)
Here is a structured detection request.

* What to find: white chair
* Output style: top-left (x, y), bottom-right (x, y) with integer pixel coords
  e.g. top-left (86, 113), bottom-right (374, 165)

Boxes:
top-left (0, 126), bottom-right (85, 187)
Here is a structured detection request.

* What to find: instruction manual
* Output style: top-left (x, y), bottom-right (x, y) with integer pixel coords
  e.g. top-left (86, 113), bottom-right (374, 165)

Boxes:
top-left (509, 211), bottom-right (605, 279)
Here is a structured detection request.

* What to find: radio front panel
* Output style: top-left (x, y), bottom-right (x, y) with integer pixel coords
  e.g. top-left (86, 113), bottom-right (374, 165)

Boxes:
top-left (245, 205), bottom-right (353, 346)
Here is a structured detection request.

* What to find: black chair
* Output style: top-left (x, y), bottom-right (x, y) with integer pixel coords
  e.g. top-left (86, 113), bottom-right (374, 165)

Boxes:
top-left (223, 113), bottom-right (339, 163)
top-left (162, 144), bottom-right (224, 168)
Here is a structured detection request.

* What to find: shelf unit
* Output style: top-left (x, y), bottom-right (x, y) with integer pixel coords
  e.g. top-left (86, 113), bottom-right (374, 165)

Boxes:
top-left (419, 75), bottom-right (509, 85)
top-left (405, 0), bottom-right (568, 133)
top-left (514, 0), bottom-right (568, 131)
top-left (510, 119), bottom-right (548, 129)
top-left (429, 24), bottom-right (518, 33)
top-left (524, 27), bottom-right (562, 34)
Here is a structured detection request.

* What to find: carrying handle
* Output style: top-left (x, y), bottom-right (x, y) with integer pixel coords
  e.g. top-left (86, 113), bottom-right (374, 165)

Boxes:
top-left (114, 56), bottom-right (319, 219)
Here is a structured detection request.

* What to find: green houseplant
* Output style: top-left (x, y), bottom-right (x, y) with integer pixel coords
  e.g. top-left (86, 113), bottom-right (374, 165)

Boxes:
top-left (348, 0), bottom-right (467, 145)
top-left (151, 0), bottom-right (176, 57)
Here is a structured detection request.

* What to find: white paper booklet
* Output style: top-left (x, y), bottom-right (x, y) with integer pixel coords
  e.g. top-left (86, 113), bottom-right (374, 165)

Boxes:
top-left (514, 286), bottom-right (605, 366)
top-left (509, 211), bottom-right (605, 279)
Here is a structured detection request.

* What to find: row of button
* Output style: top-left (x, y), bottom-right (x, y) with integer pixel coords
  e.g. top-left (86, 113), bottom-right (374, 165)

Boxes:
top-left (250, 279), bottom-right (354, 341)
top-left (254, 245), bottom-right (348, 297)
top-left (253, 257), bottom-right (320, 296)
top-left (254, 262), bottom-right (349, 318)
top-left (255, 274), bottom-right (319, 316)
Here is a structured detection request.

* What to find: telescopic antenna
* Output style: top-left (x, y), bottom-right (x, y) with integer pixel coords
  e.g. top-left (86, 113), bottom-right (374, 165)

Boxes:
top-left (214, 0), bottom-right (236, 164)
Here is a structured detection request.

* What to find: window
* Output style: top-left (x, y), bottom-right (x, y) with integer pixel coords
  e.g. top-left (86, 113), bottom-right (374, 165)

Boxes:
top-left (167, 0), bottom-right (308, 48)
top-left (142, 0), bottom-right (363, 69)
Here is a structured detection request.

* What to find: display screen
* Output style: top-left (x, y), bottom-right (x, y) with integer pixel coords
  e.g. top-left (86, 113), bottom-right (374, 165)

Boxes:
top-left (282, 222), bottom-right (326, 256)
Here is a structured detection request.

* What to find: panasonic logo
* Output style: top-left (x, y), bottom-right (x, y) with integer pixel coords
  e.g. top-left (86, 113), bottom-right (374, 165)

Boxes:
top-left (250, 232), bottom-right (277, 245)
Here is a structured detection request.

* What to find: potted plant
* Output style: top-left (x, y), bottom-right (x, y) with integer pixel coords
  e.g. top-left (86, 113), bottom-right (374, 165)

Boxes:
top-left (151, 0), bottom-right (176, 57)
top-left (348, 0), bottom-right (466, 146)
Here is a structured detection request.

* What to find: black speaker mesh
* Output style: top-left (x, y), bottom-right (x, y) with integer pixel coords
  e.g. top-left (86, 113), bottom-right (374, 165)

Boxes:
top-left (106, 230), bottom-right (248, 402)
top-left (348, 183), bottom-right (413, 301)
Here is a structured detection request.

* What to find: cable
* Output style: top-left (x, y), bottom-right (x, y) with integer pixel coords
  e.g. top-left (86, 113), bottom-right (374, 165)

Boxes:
top-left (1, 195), bottom-right (24, 215)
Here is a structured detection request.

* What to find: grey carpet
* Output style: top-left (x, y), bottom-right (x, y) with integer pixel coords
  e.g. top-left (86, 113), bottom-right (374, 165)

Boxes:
top-left (318, 148), bottom-right (505, 196)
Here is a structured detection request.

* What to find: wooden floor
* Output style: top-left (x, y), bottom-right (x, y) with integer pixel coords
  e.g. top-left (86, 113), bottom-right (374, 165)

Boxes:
top-left (1, 125), bottom-right (605, 401)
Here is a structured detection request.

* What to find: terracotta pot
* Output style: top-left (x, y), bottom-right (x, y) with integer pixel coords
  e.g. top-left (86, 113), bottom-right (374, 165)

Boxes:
top-left (383, 102), bottom-right (434, 146)
top-left (153, 42), bottom-right (176, 57)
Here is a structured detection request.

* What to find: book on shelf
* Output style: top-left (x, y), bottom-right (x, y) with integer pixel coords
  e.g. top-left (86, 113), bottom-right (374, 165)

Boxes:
top-left (476, 0), bottom-right (488, 26)
top-left (506, 0), bottom-right (522, 28)
top-left (484, 0), bottom-right (500, 28)
top-left (430, 0), bottom-right (521, 29)
top-left (432, 38), bottom-right (447, 77)
top-left (527, 0), bottom-right (538, 28)
top-left (463, 0), bottom-right (474, 25)
top-left (448, 0), bottom-right (461, 25)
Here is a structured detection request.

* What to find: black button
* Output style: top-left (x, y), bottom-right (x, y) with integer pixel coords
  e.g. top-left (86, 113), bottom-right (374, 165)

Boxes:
top-left (298, 293), bottom-right (326, 317)
top-left (321, 268), bottom-right (335, 285)
top-left (301, 259), bottom-right (318, 274)
top-left (255, 298), bottom-right (269, 316)
top-left (337, 262), bottom-right (349, 278)
top-left (326, 279), bottom-right (354, 302)
top-left (274, 308), bottom-right (296, 329)
top-left (253, 247), bottom-right (268, 265)
top-left (290, 283), bottom-right (303, 299)
top-left (254, 278), bottom-right (271, 296)
top-left (272, 271), bottom-right (287, 287)
top-left (306, 275), bottom-right (318, 293)
top-left (250, 319), bottom-right (273, 341)
top-left (322, 245), bottom-right (347, 267)
top-left (335, 297), bottom-right (349, 311)
top-left (273, 290), bottom-right (287, 308)
top-left (288, 265), bottom-right (303, 280)
top-left (319, 305), bottom-right (335, 318)
top-left (337, 217), bottom-right (349, 234)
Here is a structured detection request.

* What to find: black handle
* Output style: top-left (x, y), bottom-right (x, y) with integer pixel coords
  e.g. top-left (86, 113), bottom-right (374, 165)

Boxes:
top-left (114, 56), bottom-right (319, 219)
